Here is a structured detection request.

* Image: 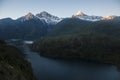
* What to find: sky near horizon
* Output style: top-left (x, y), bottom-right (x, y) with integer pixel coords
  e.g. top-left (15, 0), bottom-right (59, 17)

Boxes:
top-left (0, 0), bottom-right (120, 19)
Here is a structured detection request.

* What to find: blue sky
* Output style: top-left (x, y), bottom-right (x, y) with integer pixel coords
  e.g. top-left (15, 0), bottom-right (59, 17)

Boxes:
top-left (0, 0), bottom-right (120, 19)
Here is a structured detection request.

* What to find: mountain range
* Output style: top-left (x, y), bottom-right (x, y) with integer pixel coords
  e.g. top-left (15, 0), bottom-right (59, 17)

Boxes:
top-left (17, 11), bottom-right (62, 25)
top-left (0, 11), bottom-right (120, 40)
top-left (30, 11), bottom-right (120, 65)
top-left (72, 11), bottom-right (120, 21)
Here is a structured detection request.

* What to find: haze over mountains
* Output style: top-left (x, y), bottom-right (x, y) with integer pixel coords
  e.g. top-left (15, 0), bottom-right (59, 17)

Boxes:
top-left (0, 11), bottom-right (120, 40)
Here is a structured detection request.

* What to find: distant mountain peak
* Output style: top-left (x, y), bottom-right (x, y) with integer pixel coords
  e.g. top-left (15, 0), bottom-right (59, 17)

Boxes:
top-left (72, 11), bottom-right (120, 21)
top-left (39, 11), bottom-right (51, 16)
top-left (36, 11), bottom-right (62, 24)
top-left (103, 15), bottom-right (117, 20)
top-left (24, 12), bottom-right (35, 20)
top-left (76, 11), bottom-right (87, 16)
top-left (17, 12), bottom-right (39, 21)
top-left (17, 11), bottom-right (62, 24)
top-left (27, 12), bottom-right (33, 15)
top-left (36, 11), bottom-right (57, 18)
top-left (72, 11), bottom-right (103, 21)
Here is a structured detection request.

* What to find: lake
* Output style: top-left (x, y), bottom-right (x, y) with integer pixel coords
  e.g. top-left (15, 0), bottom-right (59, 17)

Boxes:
top-left (24, 46), bottom-right (120, 80)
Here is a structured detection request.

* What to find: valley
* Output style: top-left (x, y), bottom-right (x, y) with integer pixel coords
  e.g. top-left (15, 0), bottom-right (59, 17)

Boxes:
top-left (0, 10), bottom-right (120, 80)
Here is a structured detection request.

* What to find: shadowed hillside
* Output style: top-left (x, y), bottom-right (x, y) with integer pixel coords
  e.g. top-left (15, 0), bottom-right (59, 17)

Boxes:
top-left (0, 40), bottom-right (36, 80)
top-left (31, 18), bottom-right (120, 70)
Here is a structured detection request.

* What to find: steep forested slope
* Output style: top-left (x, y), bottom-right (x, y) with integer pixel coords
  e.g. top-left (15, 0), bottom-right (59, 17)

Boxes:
top-left (0, 40), bottom-right (36, 80)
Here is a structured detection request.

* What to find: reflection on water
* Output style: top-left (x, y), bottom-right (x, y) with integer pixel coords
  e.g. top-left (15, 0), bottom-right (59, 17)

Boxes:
top-left (25, 47), bottom-right (120, 80)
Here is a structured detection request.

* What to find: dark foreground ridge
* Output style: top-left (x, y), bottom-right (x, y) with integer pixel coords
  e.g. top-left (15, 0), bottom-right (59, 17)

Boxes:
top-left (0, 40), bottom-right (36, 80)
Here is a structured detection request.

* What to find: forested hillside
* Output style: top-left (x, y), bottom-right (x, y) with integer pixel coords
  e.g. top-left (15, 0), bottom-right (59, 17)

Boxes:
top-left (32, 18), bottom-right (120, 69)
top-left (0, 40), bottom-right (36, 80)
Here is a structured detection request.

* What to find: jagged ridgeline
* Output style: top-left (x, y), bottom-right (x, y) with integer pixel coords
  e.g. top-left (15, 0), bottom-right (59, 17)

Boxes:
top-left (0, 11), bottom-right (119, 40)
top-left (0, 40), bottom-right (36, 80)
top-left (0, 11), bottom-right (61, 40)
top-left (32, 18), bottom-right (120, 69)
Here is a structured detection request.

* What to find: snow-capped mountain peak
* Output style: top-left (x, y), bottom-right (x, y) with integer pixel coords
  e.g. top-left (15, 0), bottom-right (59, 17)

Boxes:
top-left (17, 11), bottom-right (62, 24)
top-left (36, 11), bottom-right (62, 24)
top-left (72, 11), bottom-right (103, 21)
top-left (17, 12), bottom-right (39, 22)
top-left (24, 12), bottom-right (35, 20)
top-left (36, 11), bottom-right (52, 18)
top-left (103, 15), bottom-right (117, 20)
top-left (76, 11), bottom-right (87, 16)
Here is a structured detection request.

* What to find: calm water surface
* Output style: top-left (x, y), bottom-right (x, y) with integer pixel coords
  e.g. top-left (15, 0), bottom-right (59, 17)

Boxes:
top-left (24, 47), bottom-right (120, 80)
